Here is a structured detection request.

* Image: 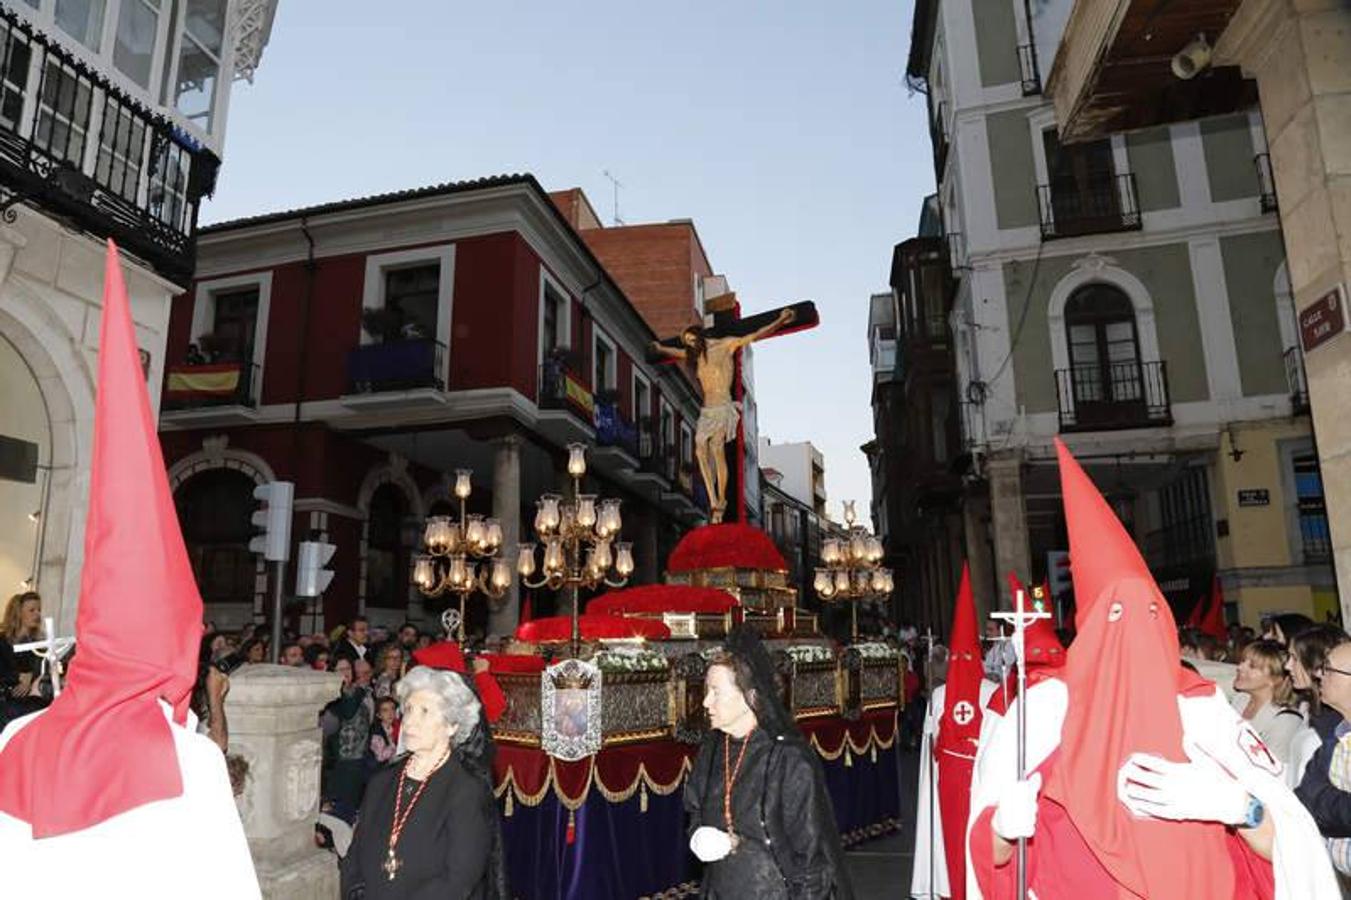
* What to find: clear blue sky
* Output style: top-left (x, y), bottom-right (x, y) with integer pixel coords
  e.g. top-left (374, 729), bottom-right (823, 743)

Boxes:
top-left (202, 0), bottom-right (934, 522)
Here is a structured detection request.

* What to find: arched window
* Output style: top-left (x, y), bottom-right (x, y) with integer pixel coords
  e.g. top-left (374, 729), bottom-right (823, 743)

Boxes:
top-left (176, 469), bottom-right (257, 604)
top-left (366, 483), bottom-right (411, 609)
top-left (1064, 284), bottom-right (1143, 419)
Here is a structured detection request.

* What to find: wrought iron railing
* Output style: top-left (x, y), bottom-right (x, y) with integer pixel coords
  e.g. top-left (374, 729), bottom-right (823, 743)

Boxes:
top-left (0, 6), bottom-right (218, 283)
top-left (347, 339), bottom-right (445, 393)
top-left (1143, 514), bottom-right (1214, 571)
top-left (1255, 153), bottom-right (1278, 214)
top-left (163, 361), bottom-right (260, 411)
top-left (1054, 360), bottom-right (1172, 431)
top-left (595, 401), bottom-right (639, 456)
top-left (1037, 173), bottom-right (1142, 240)
top-left (1018, 44), bottom-right (1041, 95)
top-left (1299, 503), bottom-right (1332, 563)
top-left (538, 361), bottom-right (594, 421)
top-left (1285, 346), bottom-right (1309, 413)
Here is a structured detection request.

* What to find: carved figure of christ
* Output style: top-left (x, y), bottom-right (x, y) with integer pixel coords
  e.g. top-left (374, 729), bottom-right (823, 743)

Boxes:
top-left (649, 304), bottom-right (801, 523)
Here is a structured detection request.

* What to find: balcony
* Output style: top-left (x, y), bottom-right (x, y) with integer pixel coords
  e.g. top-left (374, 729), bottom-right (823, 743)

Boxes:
top-left (1299, 505), bottom-right (1332, 564)
top-left (872, 338), bottom-right (898, 383)
top-left (1255, 153), bottom-right (1278, 214)
top-left (340, 339), bottom-right (448, 413)
top-left (1285, 346), bottom-right (1309, 414)
top-left (1037, 174), bottom-right (1142, 241)
top-left (1017, 44), bottom-right (1041, 95)
top-left (595, 401), bottom-right (639, 457)
top-left (1054, 360), bottom-right (1172, 432)
top-left (0, 7), bottom-right (219, 284)
top-left (161, 361), bottom-right (260, 426)
top-left (931, 101), bottom-right (949, 179)
top-left (535, 360), bottom-right (595, 445)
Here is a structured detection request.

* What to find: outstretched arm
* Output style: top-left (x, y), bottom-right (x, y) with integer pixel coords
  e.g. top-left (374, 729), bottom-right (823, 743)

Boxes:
top-left (732, 308), bottom-right (796, 350)
top-left (650, 341), bottom-right (687, 360)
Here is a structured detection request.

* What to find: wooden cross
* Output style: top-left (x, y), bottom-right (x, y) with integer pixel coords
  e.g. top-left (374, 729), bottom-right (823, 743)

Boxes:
top-left (646, 294), bottom-right (819, 524)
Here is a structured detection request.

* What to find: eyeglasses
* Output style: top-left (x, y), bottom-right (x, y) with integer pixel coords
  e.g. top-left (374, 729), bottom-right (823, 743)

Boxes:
top-left (1319, 664), bottom-right (1351, 679)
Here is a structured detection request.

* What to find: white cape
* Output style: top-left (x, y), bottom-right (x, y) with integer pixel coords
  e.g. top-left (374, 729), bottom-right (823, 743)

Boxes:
top-left (0, 701), bottom-right (261, 899)
top-left (963, 677), bottom-right (1338, 900)
top-left (911, 678), bottom-right (998, 899)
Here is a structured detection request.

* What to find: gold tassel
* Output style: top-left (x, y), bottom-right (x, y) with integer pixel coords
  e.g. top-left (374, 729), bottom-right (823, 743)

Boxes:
top-left (871, 745), bottom-right (877, 764)
top-left (640, 781), bottom-right (649, 813)
top-left (845, 748), bottom-right (853, 768)
top-left (504, 790), bottom-right (514, 818)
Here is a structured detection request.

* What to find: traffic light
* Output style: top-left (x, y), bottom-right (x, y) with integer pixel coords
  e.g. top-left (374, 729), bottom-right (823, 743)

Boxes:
top-left (1046, 550), bottom-right (1071, 600)
top-left (295, 540), bottom-right (336, 597)
top-left (249, 481), bottom-right (294, 562)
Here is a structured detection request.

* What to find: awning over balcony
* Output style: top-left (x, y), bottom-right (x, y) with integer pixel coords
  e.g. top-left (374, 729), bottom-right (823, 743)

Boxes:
top-left (1046, 0), bottom-right (1256, 142)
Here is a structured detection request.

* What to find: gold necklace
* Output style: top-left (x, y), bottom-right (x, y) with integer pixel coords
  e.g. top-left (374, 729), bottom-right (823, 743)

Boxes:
top-left (383, 747), bottom-right (450, 881)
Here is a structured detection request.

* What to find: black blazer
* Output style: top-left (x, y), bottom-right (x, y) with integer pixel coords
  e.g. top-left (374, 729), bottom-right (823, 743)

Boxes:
top-left (342, 755), bottom-right (494, 900)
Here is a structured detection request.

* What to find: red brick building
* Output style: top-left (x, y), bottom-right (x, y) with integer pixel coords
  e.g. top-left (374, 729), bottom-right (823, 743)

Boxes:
top-left (158, 175), bottom-right (712, 635)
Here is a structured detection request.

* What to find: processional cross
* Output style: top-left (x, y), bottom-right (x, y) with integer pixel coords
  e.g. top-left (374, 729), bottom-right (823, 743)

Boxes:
top-left (991, 591), bottom-right (1052, 900)
top-left (647, 294), bottom-right (818, 524)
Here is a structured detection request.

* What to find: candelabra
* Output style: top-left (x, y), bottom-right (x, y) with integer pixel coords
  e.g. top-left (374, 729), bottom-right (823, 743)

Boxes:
top-left (813, 500), bottom-right (894, 642)
top-left (412, 469), bottom-right (512, 643)
top-left (517, 443), bottom-right (635, 656)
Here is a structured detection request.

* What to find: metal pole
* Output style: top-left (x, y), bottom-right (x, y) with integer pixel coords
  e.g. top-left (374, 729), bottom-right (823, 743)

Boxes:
top-left (851, 599), bottom-right (858, 643)
top-left (1014, 591), bottom-right (1029, 900)
top-left (570, 581), bottom-right (581, 657)
top-left (458, 593), bottom-right (467, 644)
top-left (268, 559), bottom-right (285, 664)
top-left (924, 628), bottom-right (936, 899)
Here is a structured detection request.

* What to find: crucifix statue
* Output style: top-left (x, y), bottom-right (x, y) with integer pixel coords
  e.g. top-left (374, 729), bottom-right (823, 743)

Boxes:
top-left (648, 295), bottom-right (817, 524)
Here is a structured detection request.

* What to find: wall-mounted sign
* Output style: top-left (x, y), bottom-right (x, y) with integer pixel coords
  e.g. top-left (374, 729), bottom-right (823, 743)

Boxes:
top-left (1238, 489), bottom-right (1270, 507)
top-left (1300, 284), bottom-right (1347, 353)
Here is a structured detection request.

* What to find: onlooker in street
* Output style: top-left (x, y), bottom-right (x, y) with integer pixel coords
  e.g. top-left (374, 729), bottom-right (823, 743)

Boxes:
top-left (397, 623), bottom-right (419, 651)
top-left (331, 616), bottom-right (370, 665)
top-left (305, 645), bottom-right (330, 671)
top-left (279, 642), bottom-right (305, 667)
top-left (1233, 639), bottom-right (1304, 769)
top-left (369, 696), bottom-right (400, 764)
top-left (1294, 630), bottom-right (1351, 875)
top-left (322, 657), bottom-right (374, 808)
top-left (372, 644), bottom-right (404, 700)
top-left (353, 658), bottom-right (374, 689)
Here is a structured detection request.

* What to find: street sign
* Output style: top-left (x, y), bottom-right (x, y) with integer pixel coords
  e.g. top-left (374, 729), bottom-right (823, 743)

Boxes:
top-left (1238, 489), bottom-right (1270, 507)
top-left (1299, 284), bottom-right (1347, 353)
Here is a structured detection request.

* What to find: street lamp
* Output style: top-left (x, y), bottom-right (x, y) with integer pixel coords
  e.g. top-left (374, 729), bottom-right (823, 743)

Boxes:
top-left (517, 443), bottom-right (634, 656)
top-left (412, 469), bottom-right (511, 643)
top-left (813, 500), bottom-right (893, 642)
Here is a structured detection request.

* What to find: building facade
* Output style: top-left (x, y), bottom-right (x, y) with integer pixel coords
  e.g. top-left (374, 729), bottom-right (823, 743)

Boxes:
top-left (903, 0), bottom-right (1336, 628)
top-left (1042, 0), bottom-right (1351, 624)
top-left (758, 437), bottom-right (827, 518)
top-left (157, 176), bottom-right (711, 635)
top-left (0, 0), bottom-right (276, 626)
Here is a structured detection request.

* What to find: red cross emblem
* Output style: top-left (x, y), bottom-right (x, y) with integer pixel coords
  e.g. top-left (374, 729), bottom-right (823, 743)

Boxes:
top-left (1237, 725), bottom-right (1280, 776)
top-left (952, 701), bottom-right (975, 726)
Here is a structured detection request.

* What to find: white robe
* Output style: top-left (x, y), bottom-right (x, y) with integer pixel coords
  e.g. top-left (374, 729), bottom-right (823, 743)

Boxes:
top-left (911, 678), bottom-right (998, 899)
top-left (0, 701), bottom-right (261, 899)
top-left (963, 677), bottom-right (1339, 900)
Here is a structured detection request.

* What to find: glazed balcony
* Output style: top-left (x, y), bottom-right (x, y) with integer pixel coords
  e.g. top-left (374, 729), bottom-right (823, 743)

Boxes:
top-left (0, 7), bottom-right (218, 283)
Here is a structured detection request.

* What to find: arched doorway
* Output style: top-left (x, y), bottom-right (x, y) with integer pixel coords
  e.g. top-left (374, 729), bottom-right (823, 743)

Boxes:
top-left (176, 468), bottom-right (257, 606)
top-left (365, 482), bottom-right (412, 611)
top-left (1064, 283), bottom-right (1144, 426)
top-left (0, 333), bottom-right (48, 596)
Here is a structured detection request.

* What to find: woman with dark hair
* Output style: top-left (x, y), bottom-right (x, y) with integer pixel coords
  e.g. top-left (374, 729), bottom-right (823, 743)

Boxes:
top-left (684, 627), bottom-right (852, 898)
top-left (1265, 612), bottom-right (1316, 646)
top-left (341, 666), bottom-right (507, 899)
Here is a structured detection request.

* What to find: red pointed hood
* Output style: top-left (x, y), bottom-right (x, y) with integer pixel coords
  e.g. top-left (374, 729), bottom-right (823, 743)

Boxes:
top-left (413, 640), bottom-right (468, 673)
top-left (0, 242), bottom-right (204, 837)
top-left (935, 563), bottom-right (983, 754)
top-left (1199, 576), bottom-right (1228, 642)
top-left (1043, 439), bottom-right (1232, 899)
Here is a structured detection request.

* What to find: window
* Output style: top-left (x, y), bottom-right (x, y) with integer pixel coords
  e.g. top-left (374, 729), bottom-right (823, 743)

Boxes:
top-left (1041, 129), bottom-right (1128, 236)
top-left (680, 422), bottom-right (694, 468)
top-left (0, 31), bottom-right (32, 130)
top-left (1065, 284), bottom-right (1141, 407)
top-left (173, 0), bottom-right (225, 130)
top-left (384, 263), bottom-right (440, 342)
top-left (543, 285), bottom-right (564, 351)
top-left (633, 372), bottom-right (651, 427)
top-left (55, 0), bottom-right (106, 51)
top-left (35, 59), bottom-right (93, 167)
top-left (659, 401), bottom-right (675, 466)
top-left (1151, 466), bottom-right (1213, 568)
top-left (113, 0), bottom-right (159, 88)
top-left (209, 287), bottom-right (259, 363)
top-left (593, 330), bottom-right (615, 393)
top-left (95, 96), bottom-right (147, 201)
top-left (175, 468), bottom-right (257, 604)
top-left (1293, 453), bottom-right (1330, 563)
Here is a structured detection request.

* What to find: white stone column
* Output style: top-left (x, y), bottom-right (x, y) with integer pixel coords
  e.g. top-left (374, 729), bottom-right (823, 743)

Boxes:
top-left (225, 664), bottom-right (342, 900)
top-left (986, 453), bottom-right (1032, 610)
top-left (490, 435), bottom-right (522, 636)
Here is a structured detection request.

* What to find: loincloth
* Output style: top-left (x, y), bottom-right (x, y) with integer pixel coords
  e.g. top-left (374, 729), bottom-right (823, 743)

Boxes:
top-left (695, 401), bottom-right (741, 445)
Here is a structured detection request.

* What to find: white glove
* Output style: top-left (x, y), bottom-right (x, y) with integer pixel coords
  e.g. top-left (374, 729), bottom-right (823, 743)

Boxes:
top-left (689, 825), bottom-right (734, 862)
top-left (1117, 740), bottom-right (1249, 825)
top-left (992, 773), bottom-right (1041, 840)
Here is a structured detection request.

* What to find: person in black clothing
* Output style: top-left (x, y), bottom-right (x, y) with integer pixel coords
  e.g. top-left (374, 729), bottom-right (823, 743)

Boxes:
top-left (341, 665), bottom-right (507, 899)
top-left (1295, 632), bottom-right (1351, 839)
top-left (333, 616), bottom-right (372, 666)
top-left (684, 627), bottom-right (853, 899)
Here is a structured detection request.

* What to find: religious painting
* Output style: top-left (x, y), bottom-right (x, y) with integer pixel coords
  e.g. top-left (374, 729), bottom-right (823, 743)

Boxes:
top-left (541, 657), bottom-right (603, 761)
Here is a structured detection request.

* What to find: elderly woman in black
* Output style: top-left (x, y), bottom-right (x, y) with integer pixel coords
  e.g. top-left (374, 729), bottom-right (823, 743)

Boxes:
top-left (341, 665), bottom-right (507, 899)
top-left (684, 627), bottom-right (853, 899)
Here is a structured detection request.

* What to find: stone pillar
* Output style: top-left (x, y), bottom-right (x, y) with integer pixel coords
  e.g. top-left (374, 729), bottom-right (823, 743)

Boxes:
top-left (225, 664), bottom-right (342, 900)
top-left (963, 496), bottom-right (996, 623)
top-left (1217, 0), bottom-right (1351, 620)
top-left (490, 435), bottom-right (522, 636)
top-left (986, 454), bottom-right (1031, 610)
